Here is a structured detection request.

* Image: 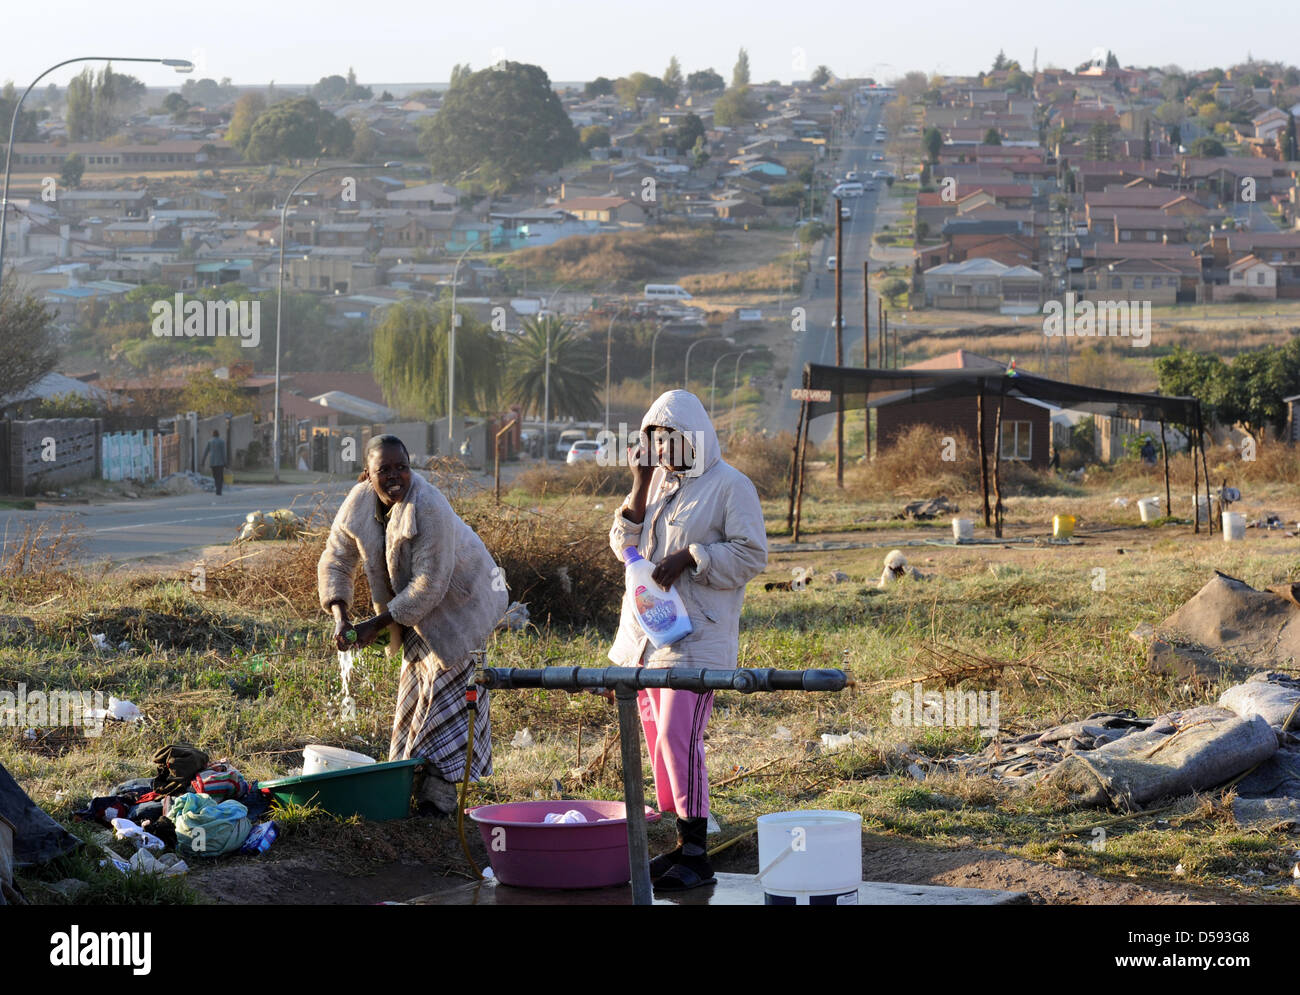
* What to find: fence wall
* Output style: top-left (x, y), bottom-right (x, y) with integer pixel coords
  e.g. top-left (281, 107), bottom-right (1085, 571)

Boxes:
top-left (6, 418), bottom-right (101, 495)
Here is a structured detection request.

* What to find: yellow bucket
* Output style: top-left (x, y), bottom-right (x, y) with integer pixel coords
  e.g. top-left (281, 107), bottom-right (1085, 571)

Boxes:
top-left (1053, 514), bottom-right (1076, 539)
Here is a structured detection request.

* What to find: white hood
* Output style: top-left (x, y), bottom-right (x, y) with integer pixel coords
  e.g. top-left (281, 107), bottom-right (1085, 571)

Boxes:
top-left (640, 389), bottom-right (720, 477)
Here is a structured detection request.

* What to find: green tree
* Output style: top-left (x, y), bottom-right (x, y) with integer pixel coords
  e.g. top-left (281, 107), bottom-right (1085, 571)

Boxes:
top-left (88, 64), bottom-right (145, 139)
top-left (507, 316), bottom-right (600, 421)
top-left (1285, 113), bottom-right (1298, 161)
top-left (417, 62), bottom-right (580, 192)
top-left (1143, 117), bottom-right (1152, 159)
top-left (65, 67), bottom-right (94, 141)
top-left (350, 116), bottom-right (377, 161)
top-left (162, 92), bottom-right (190, 118)
top-left (732, 48), bottom-right (750, 89)
top-left (1155, 346), bottom-right (1228, 426)
top-left (1086, 121), bottom-right (1115, 160)
top-left (0, 83), bottom-right (38, 154)
top-left (372, 300), bottom-right (503, 419)
top-left (983, 127), bottom-right (1002, 145)
top-left (992, 50), bottom-right (1009, 72)
top-left (584, 76), bottom-right (615, 98)
top-left (245, 98), bottom-right (353, 161)
top-left (673, 113), bottom-right (705, 154)
top-left (60, 154), bottom-right (85, 189)
top-left (811, 65), bottom-right (832, 87)
top-left (686, 68), bottom-right (724, 93)
top-left (713, 86), bottom-right (761, 127)
top-left (178, 369), bottom-right (257, 418)
top-left (225, 92), bottom-right (265, 151)
top-left (663, 56), bottom-right (684, 99)
top-left (1190, 135), bottom-right (1225, 157)
top-left (580, 124), bottom-right (610, 150)
top-left (0, 276), bottom-right (58, 401)
top-left (615, 72), bottom-right (671, 108)
top-left (922, 125), bottom-right (943, 163)
top-left (881, 277), bottom-right (908, 304)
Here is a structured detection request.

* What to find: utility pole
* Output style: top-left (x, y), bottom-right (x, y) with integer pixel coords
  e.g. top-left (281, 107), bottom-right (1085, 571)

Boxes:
top-left (863, 261), bottom-right (870, 459)
top-left (834, 196), bottom-right (844, 488)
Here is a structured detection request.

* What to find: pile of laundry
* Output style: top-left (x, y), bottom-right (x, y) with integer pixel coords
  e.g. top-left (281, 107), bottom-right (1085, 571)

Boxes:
top-left (896, 496), bottom-right (958, 521)
top-left (237, 508), bottom-right (304, 542)
top-left (938, 672), bottom-right (1300, 830)
top-left (74, 743), bottom-right (278, 874)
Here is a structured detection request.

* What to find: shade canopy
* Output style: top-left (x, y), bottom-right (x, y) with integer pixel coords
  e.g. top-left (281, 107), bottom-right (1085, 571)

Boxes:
top-left (799, 363), bottom-right (1202, 427)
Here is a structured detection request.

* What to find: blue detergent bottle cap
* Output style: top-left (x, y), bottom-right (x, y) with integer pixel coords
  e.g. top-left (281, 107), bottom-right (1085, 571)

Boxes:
top-left (623, 546), bottom-right (642, 564)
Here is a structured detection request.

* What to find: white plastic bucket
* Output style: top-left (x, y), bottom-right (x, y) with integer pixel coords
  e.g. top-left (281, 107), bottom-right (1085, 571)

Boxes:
top-left (1223, 511), bottom-right (1246, 542)
top-left (952, 518), bottom-right (973, 541)
top-left (303, 745), bottom-right (377, 776)
top-left (1137, 497), bottom-right (1160, 523)
top-left (757, 810), bottom-right (862, 905)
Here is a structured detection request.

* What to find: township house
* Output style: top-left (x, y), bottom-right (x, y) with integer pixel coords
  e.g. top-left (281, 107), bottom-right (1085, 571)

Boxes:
top-left (873, 350), bottom-right (1052, 469)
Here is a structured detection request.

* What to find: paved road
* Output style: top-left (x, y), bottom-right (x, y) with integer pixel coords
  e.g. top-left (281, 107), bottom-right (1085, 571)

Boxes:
top-left (1, 479), bottom-right (357, 565)
top-left (772, 97), bottom-right (892, 443)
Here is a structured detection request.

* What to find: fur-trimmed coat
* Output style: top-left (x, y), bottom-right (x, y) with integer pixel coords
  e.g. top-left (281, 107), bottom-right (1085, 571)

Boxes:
top-left (318, 474), bottom-right (506, 671)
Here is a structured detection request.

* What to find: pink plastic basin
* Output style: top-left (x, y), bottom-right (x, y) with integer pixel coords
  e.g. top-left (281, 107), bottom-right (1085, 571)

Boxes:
top-left (467, 800), bottom-right (661, 889)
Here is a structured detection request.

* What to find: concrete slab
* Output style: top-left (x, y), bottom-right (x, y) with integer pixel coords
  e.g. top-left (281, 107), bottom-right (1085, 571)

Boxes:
top-left (407, 872), bottom-right (1028, 906)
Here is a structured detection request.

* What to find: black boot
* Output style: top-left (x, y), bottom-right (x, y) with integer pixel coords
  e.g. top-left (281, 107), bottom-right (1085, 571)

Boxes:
top-left (649, 816), bottom-right (687, 879)
top-left (653, 816), bottom-right (715, 891)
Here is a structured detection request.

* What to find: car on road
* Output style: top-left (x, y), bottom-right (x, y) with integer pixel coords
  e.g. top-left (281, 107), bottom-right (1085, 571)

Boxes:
top-left (831, 183), bottom-right (863, 199)
top-left (566, 439), bottom-right (607, 465)
top-left (840, 205), bottom-right (852, 220)
top-left (826, 256), bottom-right (837, 271)
top-left (863, 181), bottom-right (878, 191)
top-left (845, 170), bottom-right (860, 182)
top-left (871, 152), bottom-right (885, 161)
top-left (904, 172), bottom-right (920, 181)
top-left (555, 429), bottom-right (587, 460)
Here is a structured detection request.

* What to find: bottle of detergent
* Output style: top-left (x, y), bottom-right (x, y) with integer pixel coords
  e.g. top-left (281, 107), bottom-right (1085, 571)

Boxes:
top-left (623, 547), bottom-right (693, 648)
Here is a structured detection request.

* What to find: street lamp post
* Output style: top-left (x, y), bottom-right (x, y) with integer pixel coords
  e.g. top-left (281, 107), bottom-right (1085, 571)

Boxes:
top-left (2, 56), bottom-right (194, 282)
top-left (540, 283), bottom-right (571, 463)
top-left (447, 241), bottom-right (475, 452)
top-left (274, 160), bottom-right (400, 482)
top-left (709, 350), bottom-right (741, 422)
top-left (684, 336), bottom-right (733, 390)
top-left (728, 349), bottom-right (758, 439)
top-left (648, 323), bottom-right (666, 397)
top-left (605, 300), bottom-right (629, 432)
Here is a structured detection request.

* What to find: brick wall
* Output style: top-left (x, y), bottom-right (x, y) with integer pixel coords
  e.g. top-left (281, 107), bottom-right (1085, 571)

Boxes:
top-left (877, 395), bottom-right (1051, 468)
top-left (6, 418), bottom-right (102, 495)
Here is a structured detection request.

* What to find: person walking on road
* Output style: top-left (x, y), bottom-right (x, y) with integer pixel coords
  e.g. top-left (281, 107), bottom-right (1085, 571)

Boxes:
top-left (200, 429), bottom-right (227, 495)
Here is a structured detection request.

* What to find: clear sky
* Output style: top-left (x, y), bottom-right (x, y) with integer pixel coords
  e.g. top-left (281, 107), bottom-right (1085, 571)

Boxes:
top-left (6, 0), bottom-right (1300, 89)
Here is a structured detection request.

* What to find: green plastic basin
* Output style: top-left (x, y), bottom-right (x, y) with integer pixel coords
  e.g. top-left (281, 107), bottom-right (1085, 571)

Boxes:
top-left (261, 757), bottom-right (423, 821)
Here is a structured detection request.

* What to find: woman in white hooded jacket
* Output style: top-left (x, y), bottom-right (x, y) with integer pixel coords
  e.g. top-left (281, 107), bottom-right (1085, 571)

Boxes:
top-left (609, 390), bottom-right (768, 890)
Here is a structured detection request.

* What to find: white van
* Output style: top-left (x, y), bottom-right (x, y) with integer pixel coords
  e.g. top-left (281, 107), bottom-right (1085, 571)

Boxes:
top-left (644, 284), bottom-right (693, 301)
top-left (831, 182), bottom-right (864, 199)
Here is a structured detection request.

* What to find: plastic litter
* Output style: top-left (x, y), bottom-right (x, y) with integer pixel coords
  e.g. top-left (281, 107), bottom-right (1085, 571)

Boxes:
top-left (511, 728), bottom-right (534, 748)
top-left (1112, 497), bottom-right (1129, 508)
top-left (90, 633), bottom-right (112, 652)
top-left (820, 731), bottom-right (869, 753)
top-left (501, 602), bottom-right (530, 632)
top-left (239, 821), bottom-right (279, 854)
top-left (771, 725), bottom-right (794, 742)
top-left (543, 810), bottom-right (587, 824)
top-left (110, 818), bottom-right (165, 852)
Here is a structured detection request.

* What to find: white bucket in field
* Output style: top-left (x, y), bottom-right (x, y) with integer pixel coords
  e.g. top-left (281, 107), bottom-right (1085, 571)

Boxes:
top-left (952, 518), bottom-right (973, 541)
top-left (1223, 511), bottom-right (1246, 542)
top-left (757, 810), bottom-right (862, 905)
top-left (1137, 497), bottom-right (1161, 523)
top-left (303, 745), bottom-right (377, 776)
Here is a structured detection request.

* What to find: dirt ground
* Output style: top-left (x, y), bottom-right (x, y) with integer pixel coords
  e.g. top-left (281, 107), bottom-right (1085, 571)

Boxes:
top-left (183, 820), bottom-right (1220, 906)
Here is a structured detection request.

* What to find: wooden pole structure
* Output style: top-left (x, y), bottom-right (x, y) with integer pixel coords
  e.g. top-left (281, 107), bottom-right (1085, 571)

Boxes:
top-left (1198, 413), bottom-right (1213, 536)
top-left (793, 406), bottom-right (811, 543)
top-left (992, 389), bottom-right (1006, 538)
top-left (883, 310), bottom-right (889, 367)
top-left (1191, 418), bottom-right (1201, 535)
top-left (977, 387), bottom-right (991, 526)
top-left (1159, 418), bottom-right (1171, 519)
top-left (786, 400), bottom-right (807, 532)
top-left (877, 297), bottom-right (885, 367)
top-left (834, 199), bottom-right (844, 489)
top-left (863, 262), bottom-right (870, 460)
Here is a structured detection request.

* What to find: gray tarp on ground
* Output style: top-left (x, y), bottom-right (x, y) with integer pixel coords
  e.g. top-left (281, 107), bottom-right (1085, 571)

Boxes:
top-left (0, 762), bottom-right (80, 867)
top-left (1149, 572), bottom-right (1300, 679)
top-left (1040, 706), bottom-right (1278, 808)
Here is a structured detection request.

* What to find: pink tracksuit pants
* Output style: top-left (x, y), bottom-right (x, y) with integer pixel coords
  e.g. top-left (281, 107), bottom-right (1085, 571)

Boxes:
top-left (637, 687), bottom-right (714, 819)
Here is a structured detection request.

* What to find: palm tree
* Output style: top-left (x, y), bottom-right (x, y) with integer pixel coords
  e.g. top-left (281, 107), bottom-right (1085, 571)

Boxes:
top-left (507, 315), bottom-right (601, 421)
top-left (372, 299), bottom-right (503, 420)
